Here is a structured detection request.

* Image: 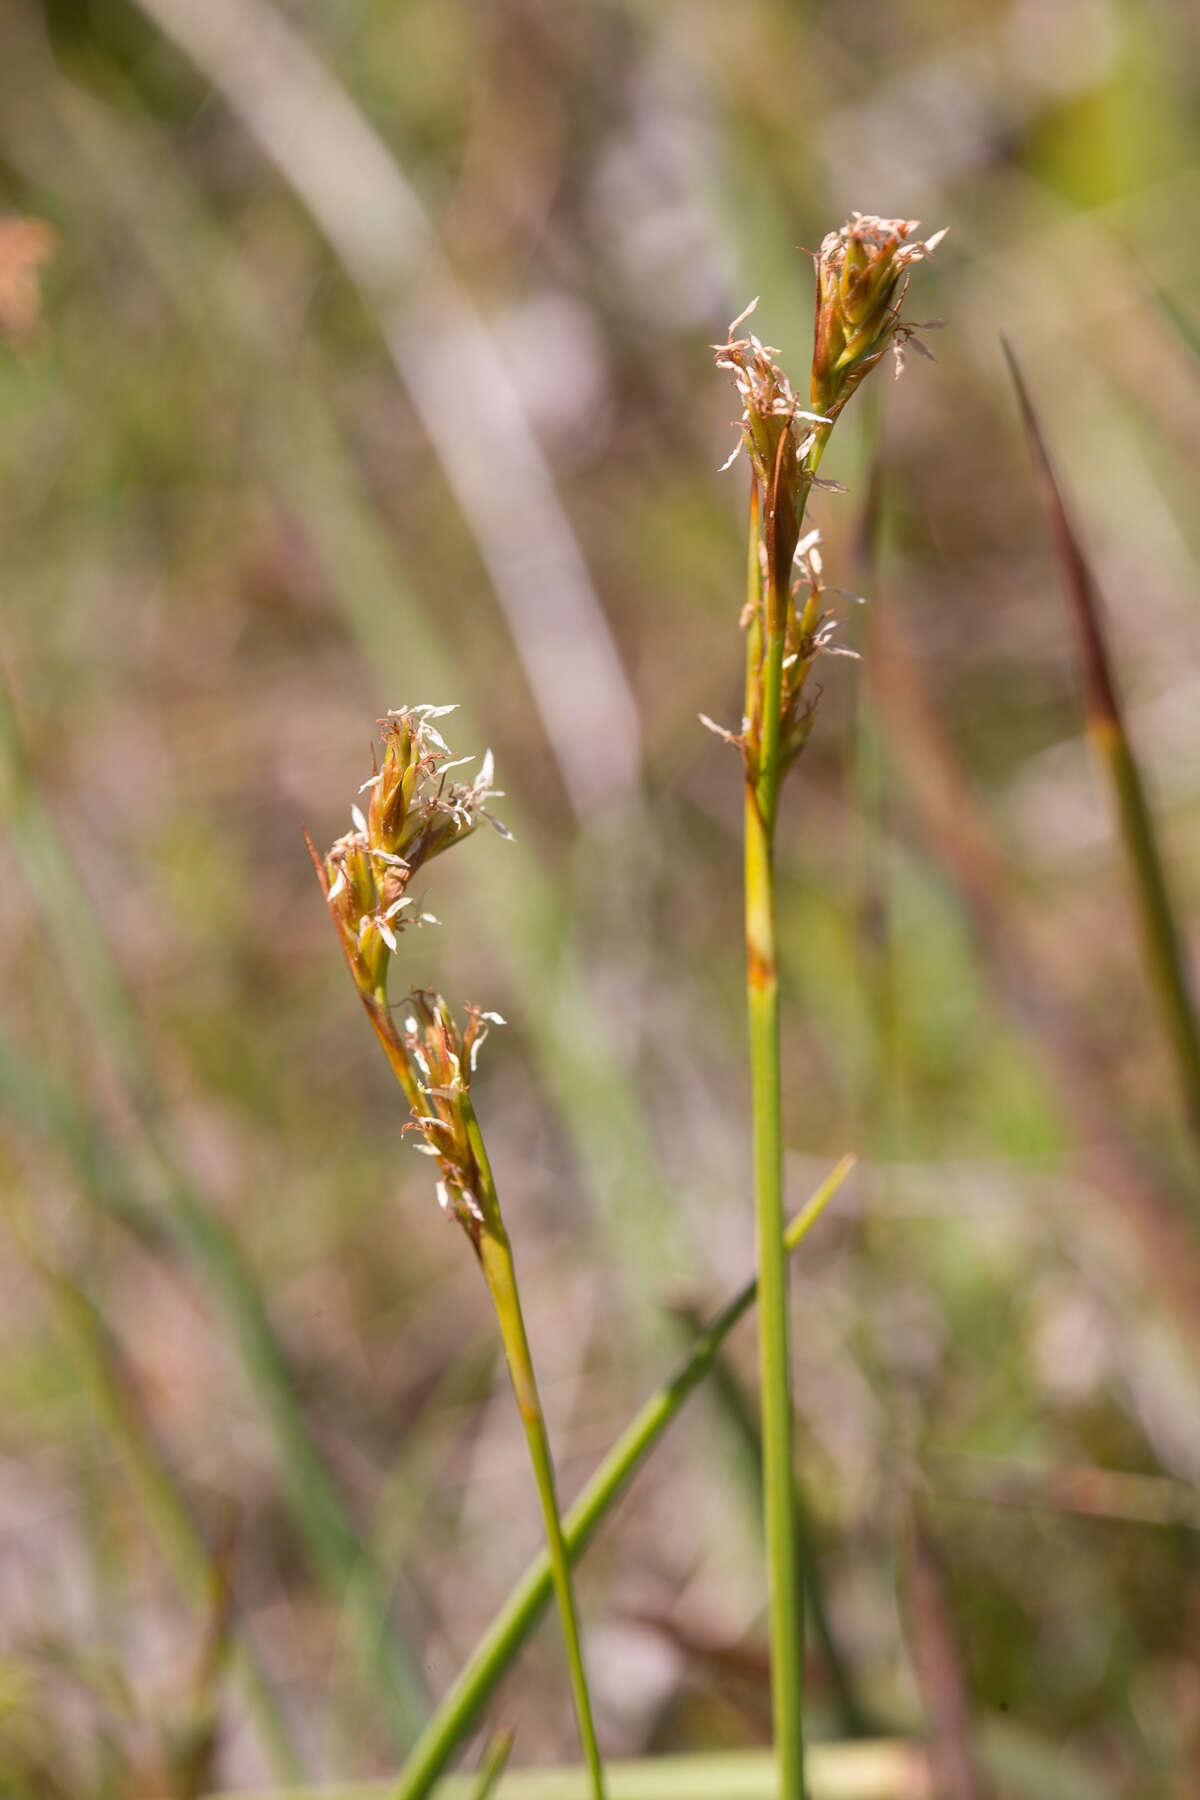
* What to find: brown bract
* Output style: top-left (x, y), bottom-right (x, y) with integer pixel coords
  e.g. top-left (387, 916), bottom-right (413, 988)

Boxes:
top-left (714, 304), bottom-right (831, 614)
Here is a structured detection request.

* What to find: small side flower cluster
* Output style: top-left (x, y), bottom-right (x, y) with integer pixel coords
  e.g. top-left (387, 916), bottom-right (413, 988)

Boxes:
top-left (715, 299), bottom-right (832, 582)
top-left (307, 704), bottom-right (509, 1003)
top-left (700, 522), bottom-right (858, 783)
top-left (402, 992), bottom-right (505, 1247)
top-left (778, 527), bottom-right (859, 776)
top-left (810, 213), bottom-right (945, 424)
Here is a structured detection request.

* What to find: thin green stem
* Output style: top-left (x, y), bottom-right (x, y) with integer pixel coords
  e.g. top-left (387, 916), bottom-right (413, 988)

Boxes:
top-left (366, 984), bottom-right (421, 1108)
top-left (744, 480), bottom-right (803, 1799)
top-left (464, 1097), bottom-right (606, 1800)
top-left (393, 1157), bottom-right (854, 1800)
top-left (740, 423), bottom-right (831, 1792)
top-left (672, 1303), bottom-right (873, 1739)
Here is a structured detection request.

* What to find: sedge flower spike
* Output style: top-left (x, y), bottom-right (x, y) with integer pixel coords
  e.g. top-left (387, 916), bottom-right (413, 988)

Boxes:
top-left (810, 213), bottom-right (946, 424)
top-left (307, 705), bottom-right (510, 1006)
top-left (710, 213), bottom-right (943, 790)
top-left (307, 706), bottom-right (517, 1229)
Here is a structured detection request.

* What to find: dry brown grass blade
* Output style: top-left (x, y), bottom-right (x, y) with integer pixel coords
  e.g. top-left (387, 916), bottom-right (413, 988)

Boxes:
top-left (862, 475), bottom-right (1200, 1365)
top-left (1002, 338), bottom-right (1200, 1158)
top-left (1000, 342), bottom-right (1120, 729)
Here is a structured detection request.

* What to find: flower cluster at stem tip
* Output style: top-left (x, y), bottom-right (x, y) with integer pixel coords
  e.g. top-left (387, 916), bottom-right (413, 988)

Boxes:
top-left (310, 704), bottom-right (510, 1001)
top-left (810, 212), bottom-right (946, 423)
top-left (708, 214), bottom-right (944, 786)
top-left (308, 706), bottom-right (511, 1240)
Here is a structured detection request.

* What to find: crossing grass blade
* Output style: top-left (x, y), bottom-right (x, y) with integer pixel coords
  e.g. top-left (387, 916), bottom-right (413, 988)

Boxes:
top-left (392, 1157), bottom-right (854, 1800)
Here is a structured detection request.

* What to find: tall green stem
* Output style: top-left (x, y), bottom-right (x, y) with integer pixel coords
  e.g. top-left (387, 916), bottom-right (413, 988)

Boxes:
top-left (744, 473), bottom-right (806, 1798)
top-left (464, 1097), bottom-right (606, 1800)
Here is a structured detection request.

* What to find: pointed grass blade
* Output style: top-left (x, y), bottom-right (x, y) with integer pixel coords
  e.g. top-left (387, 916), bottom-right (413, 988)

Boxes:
top-left (1002, 340), bottom-right (1200, 1160)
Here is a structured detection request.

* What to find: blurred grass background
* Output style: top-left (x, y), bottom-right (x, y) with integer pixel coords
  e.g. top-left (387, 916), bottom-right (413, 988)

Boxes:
top-left (2, 0), bottom-right (1200, 1791)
